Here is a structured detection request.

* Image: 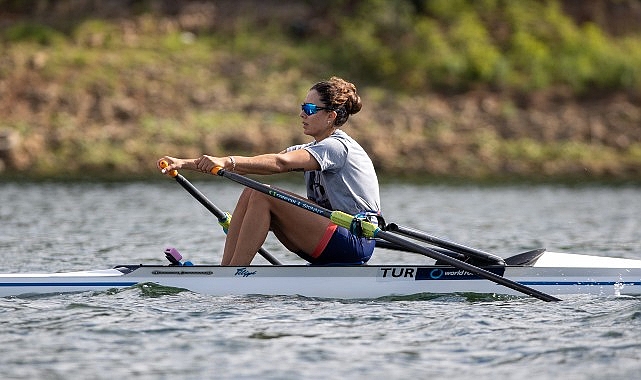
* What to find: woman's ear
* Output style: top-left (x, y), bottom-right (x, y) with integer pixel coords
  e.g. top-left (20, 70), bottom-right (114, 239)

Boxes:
top-left (327, 110), bottom-right (337, 124)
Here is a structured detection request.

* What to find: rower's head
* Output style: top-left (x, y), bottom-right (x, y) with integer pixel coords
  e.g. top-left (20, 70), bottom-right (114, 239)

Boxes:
top-left (309, 77), bottom-right (362, 127)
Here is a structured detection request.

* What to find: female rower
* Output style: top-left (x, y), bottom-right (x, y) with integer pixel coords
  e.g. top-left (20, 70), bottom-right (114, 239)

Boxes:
top-left (158, 76), bottom-right (381, 266)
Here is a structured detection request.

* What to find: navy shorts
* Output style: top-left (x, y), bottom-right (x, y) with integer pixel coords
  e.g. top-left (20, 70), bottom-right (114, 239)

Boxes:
top-left (296, 223), bottom-right (375, 265)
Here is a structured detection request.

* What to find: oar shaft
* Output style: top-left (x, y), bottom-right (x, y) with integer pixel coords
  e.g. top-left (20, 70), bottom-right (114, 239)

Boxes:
top-left (386, 223), bottom-right (505, 265)
top-left (174, 174), bottom-right (226, 220)
top-left (374, 239), bottom-right (466, 260)
top-left (215, 168), bottom-right (334, 218)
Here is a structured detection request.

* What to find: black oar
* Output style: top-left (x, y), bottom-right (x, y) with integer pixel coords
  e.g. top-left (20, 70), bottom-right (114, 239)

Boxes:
top-left (212, 167), bottom-right (561, 302)
top-left (374, 239), bottom-right (467, 261)
top-left (160, 162), bottom-right (282, 265)
top-left (385, 223), bottom-right (505, 265)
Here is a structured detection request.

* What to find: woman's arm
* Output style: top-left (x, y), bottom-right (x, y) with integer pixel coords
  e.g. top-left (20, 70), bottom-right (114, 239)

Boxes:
top-left (196, 149), bottom-right (320, 174)
top-left (228, 149), bottom-right (320, 175)
top-left (159, 149), bottom-right (320, 175)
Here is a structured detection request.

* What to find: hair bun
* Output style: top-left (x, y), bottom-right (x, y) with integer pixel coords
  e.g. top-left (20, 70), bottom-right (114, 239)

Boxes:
top-left (330, 76), bottom-right (362, 116)
top-left (311, 76), bottom-right (362, 127)
top-left (345, 93), bottom-right (362, 115)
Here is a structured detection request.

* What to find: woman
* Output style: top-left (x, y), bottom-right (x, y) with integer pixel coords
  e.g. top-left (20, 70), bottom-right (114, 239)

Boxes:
top-left (158, 77), bottom-right (380, 266)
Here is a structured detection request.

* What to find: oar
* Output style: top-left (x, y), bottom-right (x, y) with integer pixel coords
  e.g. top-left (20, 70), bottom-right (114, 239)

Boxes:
top-left (374, 239), bottom-right (467, 261)
top-left (211, 167), bottom-right (561, 302)
top-left (159, 162), bottom-right (282, 265)
top-left (385, 223), bottom-right (505, 265)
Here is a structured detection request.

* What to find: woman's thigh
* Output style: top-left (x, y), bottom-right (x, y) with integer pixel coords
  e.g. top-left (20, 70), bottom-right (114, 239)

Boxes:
top-left (267, 196), bottom-right (330, 254)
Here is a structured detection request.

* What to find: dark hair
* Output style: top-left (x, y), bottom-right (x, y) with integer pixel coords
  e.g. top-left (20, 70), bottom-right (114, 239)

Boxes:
top-left (311, 76), bottom-right (362, 127)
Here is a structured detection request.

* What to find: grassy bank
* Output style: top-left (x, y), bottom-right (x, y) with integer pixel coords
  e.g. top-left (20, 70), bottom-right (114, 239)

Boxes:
top-left (1, 0), bottom-right (641, 182)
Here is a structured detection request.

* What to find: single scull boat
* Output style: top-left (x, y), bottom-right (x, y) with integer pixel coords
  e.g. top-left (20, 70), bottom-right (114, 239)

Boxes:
top-left (1, 249), bottom-right (641, 298)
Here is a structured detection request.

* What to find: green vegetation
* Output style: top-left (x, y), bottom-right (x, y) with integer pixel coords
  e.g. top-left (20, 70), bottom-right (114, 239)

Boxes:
top-left (316, 0), bottom-right (641, 94)
top-left (1, 0), bottom-right (640, 182)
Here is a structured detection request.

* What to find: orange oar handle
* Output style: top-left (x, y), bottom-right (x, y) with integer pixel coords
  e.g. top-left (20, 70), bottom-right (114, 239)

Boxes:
top-left (159, 160), bottom-right (178, 177)
top-left (211, 166), bottom-right (224, 175)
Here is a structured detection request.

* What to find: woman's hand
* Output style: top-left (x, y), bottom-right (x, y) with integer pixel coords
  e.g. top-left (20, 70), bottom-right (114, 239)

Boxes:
top-left (194, 155), bottom-right (223, 173)
top-left (157, 156), bottom-right (185, 172)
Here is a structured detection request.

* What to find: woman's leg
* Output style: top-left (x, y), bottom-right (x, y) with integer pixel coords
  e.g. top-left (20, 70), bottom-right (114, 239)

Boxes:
top-left (223, 188), bottom-right (328, 265)
top-left (220, 188), bottom-right (251, 265)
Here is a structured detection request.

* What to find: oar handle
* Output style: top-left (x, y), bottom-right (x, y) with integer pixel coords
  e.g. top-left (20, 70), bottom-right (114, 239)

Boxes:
top-left (212, 166), bottom-right (223, 175)
top-left (159, 160), bottom-right (178, 177)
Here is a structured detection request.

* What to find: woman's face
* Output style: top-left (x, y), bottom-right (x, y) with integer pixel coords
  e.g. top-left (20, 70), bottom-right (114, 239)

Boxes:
top-left (300, 90), bottom-right (336, 141)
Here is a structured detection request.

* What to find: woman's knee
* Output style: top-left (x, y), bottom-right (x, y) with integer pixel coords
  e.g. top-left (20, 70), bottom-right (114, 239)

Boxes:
top-left (239, 188), bottom-right (263, 204)
top-left (244, 188), bottom-right (274, 208)
top-left (238, 187), bottom-right (254, 200)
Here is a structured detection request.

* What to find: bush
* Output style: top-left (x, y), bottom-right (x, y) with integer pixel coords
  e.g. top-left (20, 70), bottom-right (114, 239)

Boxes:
top-left (321, 0), bottom-right (641, 94)
top-left (3, 22), bottom-right (65, 45)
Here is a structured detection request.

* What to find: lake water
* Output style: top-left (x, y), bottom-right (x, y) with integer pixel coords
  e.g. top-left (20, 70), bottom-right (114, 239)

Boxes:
top-left (1, 180), bottom-right (641, 379)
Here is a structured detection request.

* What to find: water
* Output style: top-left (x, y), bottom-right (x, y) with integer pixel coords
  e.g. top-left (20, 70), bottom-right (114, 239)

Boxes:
top-left (1, 181), bottom-right (641, 379)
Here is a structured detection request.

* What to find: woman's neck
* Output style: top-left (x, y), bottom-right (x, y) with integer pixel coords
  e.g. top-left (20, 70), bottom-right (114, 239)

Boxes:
top-left (314, 128), bottom-right (338, 142)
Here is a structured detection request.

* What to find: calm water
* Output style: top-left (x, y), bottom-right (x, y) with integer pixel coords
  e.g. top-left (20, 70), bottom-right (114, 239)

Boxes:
top-left (1, 181), bottom-right (641, 379)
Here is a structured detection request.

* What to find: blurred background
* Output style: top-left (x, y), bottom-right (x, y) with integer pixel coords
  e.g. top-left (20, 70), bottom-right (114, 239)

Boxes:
top-left (1, 0), bottom-right (640, 183)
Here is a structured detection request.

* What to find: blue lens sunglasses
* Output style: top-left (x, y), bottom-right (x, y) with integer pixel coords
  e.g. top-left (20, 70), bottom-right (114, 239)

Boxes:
top-left (301, 103), bottom-right (330, 116)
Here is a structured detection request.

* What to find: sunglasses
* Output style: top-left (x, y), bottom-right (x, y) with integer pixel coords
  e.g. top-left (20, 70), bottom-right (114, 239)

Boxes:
top-left (301, 103), bottom-right (329, 116)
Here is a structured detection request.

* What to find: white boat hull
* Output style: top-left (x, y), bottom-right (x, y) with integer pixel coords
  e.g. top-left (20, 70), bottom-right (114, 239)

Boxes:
top-left (2, 252), bottom-right (641, 299)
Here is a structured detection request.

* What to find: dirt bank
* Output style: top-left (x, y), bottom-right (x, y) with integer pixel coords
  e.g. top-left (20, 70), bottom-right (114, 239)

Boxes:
top-left (1, 0), bottom-right (641, 181)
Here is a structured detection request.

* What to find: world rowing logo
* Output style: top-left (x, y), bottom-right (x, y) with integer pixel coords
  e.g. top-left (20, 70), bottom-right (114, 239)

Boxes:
top-left (429, 268), bottom-right (444, 279)
top-left (417, 266), bottom-right (506, 280)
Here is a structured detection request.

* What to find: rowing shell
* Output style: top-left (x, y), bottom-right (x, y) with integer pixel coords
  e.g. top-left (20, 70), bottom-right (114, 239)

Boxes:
top-left (2, 251), bottom-right (641, 299)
